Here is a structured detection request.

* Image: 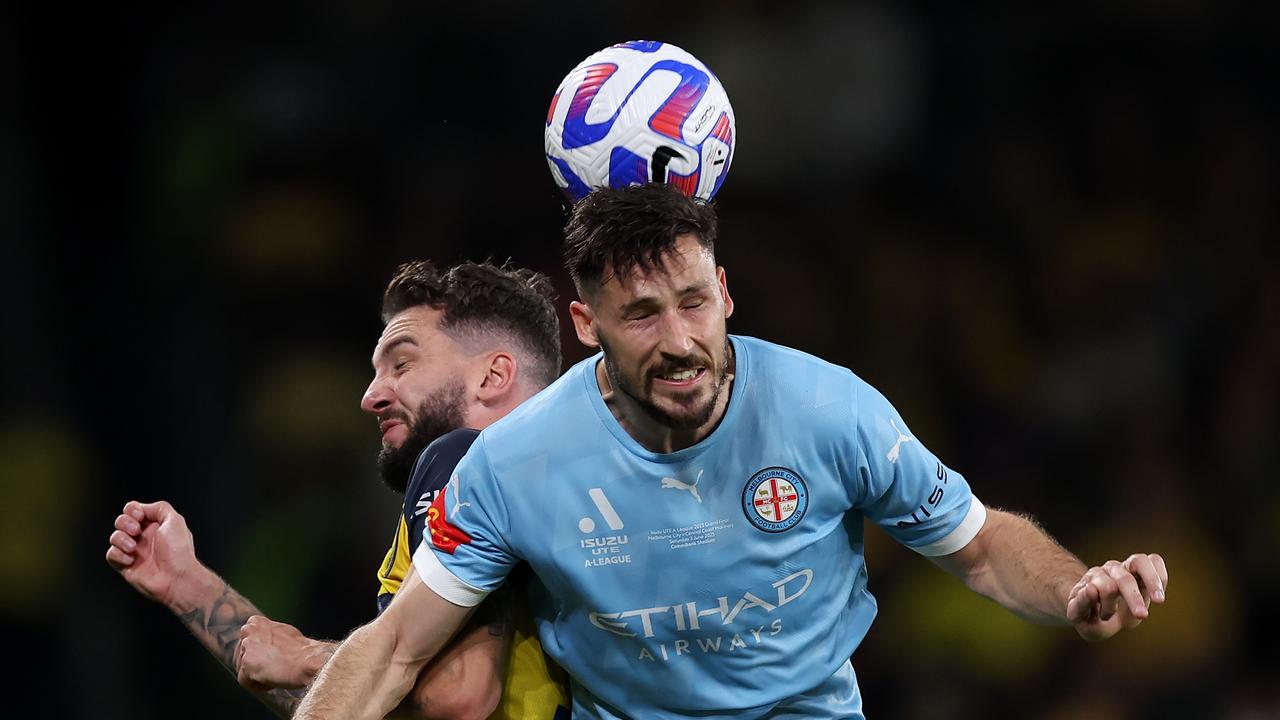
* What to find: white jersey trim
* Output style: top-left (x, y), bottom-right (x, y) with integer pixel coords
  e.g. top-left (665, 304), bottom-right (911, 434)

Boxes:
top-left (912, 496), bottom-right (987, 557)
top-left (413, 541), bottom-right (490, 608)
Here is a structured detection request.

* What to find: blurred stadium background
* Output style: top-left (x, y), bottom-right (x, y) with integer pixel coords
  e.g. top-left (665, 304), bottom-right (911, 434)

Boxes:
top-left (4, 2), bottom-right (1276, 718)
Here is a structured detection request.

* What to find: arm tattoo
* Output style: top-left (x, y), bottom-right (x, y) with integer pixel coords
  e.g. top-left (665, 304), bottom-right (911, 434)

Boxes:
top-left (176, 581), bottom-right (312, 718)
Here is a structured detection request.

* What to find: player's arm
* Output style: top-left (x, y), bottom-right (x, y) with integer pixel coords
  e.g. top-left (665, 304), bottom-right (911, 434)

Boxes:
top-left (295, 569), bottom-right (474, 720)
top-left (929, 508), bottom-right (1169, 641)
top-left (390, 602), bottom-right (509, 720)
top-left (105, 500), bottom-right (319, 717)
top-left (850, 380), bottom-right (1169, 643)
top-left (377, 428), bottom-right (509, 720)
top-left (385, 575), bottom-right (510, 720)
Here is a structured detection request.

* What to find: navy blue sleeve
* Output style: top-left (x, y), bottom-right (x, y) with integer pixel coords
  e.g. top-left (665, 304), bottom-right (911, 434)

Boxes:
top-left (402, 428), bottom-right (480, 553)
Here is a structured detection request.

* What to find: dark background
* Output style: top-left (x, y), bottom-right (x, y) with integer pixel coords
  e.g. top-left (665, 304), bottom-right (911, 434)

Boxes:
top-left (4, 2), bottom-right (1276, 718)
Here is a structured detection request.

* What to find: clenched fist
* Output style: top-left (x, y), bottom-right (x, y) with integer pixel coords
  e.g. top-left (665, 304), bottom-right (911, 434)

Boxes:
top-left (106, 500), bottom-right (204, 609)
top-left (236, 615), bottom-right (335, 691)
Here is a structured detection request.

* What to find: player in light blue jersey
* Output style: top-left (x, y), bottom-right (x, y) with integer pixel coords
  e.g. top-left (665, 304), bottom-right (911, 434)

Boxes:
top-left (297, 185), bottom-right (1169, 720)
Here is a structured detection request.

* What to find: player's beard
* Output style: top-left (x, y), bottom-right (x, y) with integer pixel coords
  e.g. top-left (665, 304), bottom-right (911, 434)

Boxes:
top-left (600, 334), bottom-right (733, 431)
top-left (376, 378), bottom-right (467, 494)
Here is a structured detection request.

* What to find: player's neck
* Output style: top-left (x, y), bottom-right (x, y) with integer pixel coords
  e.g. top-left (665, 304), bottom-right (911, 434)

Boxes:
top-left (465, 389), bottom-right (537, 431)
top-left (595, 352), bottom-right (735, 454)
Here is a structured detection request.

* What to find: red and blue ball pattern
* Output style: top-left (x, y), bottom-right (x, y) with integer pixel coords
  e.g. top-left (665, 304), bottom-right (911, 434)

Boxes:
top-left (545, 41), bottom-right (736, 203)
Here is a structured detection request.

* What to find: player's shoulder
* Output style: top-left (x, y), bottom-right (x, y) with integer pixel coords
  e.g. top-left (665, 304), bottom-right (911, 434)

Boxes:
top-left (735, 334), bottom-right (897, 437)
top-left (736, 334), bottom-right (860, 392)
top-left (406, 428), bottom-right (481, 497)
top-left (737, 334), bottom-right (849, 371)
top-left (417, 427), bottom-right (481, 469)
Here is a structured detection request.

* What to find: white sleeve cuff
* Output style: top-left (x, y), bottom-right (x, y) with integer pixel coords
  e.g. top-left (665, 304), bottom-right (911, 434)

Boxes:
top-left (412, 541), bottom-right (490, 608)
top-left (911, 496), bottom-right (987, 557)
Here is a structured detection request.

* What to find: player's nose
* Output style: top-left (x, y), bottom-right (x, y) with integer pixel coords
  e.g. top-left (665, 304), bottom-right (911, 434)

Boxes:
top-left (655, 309), bottom-right (695, 357)
top-left (361, 377), bottom-right (393, 415)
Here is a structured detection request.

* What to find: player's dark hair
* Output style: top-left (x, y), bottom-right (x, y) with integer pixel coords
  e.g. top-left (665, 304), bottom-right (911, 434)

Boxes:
top-left (381, 260), bottom-right (562, 388)
top-left (563, 183), bottom-right (718, 295)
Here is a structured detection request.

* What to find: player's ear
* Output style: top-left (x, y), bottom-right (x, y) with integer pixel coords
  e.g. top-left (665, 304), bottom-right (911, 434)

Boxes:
top-left (570, 300), bottom-right (600, 349)
top-left (717, 266), bottom-right (734, 320)
top-left (476, 350), bottom-right (517, 403)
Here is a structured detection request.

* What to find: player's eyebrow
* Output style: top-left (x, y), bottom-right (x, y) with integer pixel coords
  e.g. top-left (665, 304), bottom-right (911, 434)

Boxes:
top-left (618, 282), bottom-right (711, 316)
top-left (372, 335), bottom-right (418, 366)
top-left (677, 281), bottom-right (712, 297)
top-left (618, 296), bottom-right (661, 316)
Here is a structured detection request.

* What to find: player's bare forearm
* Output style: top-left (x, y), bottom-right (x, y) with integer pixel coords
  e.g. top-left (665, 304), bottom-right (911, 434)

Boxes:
top-left (392, 602), bottom-right (510, 720)
top-left (932, 508), bottom-right (1086, 625)
top-left (171, 566), bottom-right (314, 717)
top-left (294, 619), bottom-right (420, 720)
top-left (295, 571), bottom-right (475, 720)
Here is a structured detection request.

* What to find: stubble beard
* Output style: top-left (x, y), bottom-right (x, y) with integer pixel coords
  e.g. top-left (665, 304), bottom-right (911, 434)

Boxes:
top-left (600, 335), bottom-right (733, 431)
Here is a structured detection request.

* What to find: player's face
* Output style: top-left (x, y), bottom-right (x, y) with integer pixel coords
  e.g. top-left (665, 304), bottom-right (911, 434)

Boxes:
top-left (576, 235), bottom-right (735, 431)
top-left (362, 306), bottom-right (469, 491)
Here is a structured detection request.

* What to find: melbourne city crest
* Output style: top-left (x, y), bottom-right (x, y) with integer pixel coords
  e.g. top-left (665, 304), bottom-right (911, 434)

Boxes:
top-left (742, 467), bottom-right (808, 533)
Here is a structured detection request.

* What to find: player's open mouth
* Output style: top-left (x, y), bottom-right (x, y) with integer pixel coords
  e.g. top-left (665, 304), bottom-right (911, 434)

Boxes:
top-left (379, 419), bottom-right (404, 439)
top-left (654, 367), bottom-right (705, 387)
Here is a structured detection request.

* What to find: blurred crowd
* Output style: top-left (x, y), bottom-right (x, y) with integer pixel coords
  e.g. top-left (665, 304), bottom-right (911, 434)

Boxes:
top-left (3, 2), bottom-right (1275, 718)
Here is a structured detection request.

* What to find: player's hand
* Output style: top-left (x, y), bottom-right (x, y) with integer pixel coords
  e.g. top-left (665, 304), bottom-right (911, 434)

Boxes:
top-left (1065, 553), bottom-right (1168, 641)
top-left (236, 616), bottom-right (324, 690)
top-left (105, 500), bottom-right (201, 608)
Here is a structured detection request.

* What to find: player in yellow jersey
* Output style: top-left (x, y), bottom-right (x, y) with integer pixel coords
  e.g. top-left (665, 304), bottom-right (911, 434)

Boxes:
top-left (107, 260), bottom-right (570, 719)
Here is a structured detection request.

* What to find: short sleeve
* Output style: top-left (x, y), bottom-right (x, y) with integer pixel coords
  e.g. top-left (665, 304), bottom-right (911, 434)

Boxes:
top-left (414, 435), bottom-right (520, 606)
top-left (852, 379), bottom-right (986, 556)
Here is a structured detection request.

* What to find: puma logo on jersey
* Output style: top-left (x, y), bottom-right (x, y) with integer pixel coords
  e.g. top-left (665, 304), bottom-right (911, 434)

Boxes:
top-left (661, 469), bottom-right (704, 503)
top-left (446, 473), bottom-right (472, 519)
top-left (886, 419), bottom-right (914, 463)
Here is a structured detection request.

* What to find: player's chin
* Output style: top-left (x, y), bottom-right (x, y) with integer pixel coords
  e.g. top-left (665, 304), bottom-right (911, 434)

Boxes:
top-left (650, 393), bottom-right (714, 428)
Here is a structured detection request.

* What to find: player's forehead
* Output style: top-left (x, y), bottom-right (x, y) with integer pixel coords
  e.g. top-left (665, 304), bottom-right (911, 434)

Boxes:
top-left (603, 235), bottom-right (716, 304)
top-left (372, 306), bottom-right (445, 364)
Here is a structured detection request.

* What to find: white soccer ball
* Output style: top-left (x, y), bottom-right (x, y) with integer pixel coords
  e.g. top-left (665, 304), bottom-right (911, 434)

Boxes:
top-left (545, 40), bottom-right (736, 203)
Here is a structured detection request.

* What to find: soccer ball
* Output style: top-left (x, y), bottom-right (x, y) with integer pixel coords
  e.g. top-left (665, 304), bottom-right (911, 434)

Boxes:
top-left (545, 40), bottom-right (736, 203)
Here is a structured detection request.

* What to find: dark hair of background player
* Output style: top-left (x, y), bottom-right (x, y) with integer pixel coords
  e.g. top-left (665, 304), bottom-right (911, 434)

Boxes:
top-left (563, 184), bottom-right (719, 296)
top-left (381, 260), bottom-right (563, 387)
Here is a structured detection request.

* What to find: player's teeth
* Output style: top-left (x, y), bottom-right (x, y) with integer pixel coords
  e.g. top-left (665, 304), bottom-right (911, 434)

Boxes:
top-left (664, 369), bottom-right (697, 381)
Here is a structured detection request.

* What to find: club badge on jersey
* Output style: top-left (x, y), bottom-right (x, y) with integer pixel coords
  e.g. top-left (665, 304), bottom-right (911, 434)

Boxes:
top-left (742, 466), bottom-right (809, 533)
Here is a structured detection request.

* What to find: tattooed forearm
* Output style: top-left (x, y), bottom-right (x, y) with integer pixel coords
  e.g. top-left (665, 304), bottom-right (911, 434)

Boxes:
top-left (177, 582), bottom-right (260, 667)
top-left (175, 581), bottom-right (309, 718)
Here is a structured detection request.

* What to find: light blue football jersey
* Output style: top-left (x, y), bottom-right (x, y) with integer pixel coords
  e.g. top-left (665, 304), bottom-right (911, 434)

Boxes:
top-left (415, 336), bottom-right (986, 719)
